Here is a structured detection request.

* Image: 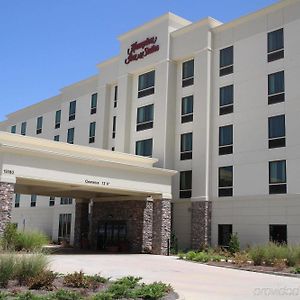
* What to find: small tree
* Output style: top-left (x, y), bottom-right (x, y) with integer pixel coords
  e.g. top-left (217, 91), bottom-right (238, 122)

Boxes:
top-left (228, 232), bottom-right (240, 255)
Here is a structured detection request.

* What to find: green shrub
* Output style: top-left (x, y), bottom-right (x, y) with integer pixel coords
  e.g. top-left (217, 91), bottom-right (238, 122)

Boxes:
top-left (177, 252), bottom-right (185, 260)
top-left (0, 254), bottom-right (15, 287)
top-left (27, 270), bottom-right (57, 290)
top-left (91, 292), bottom-right (114, 300)
top-left (129, 282), bottom-right (172, 299)
top-left (185, 251), bottom-right (197, 261)
top-left (113, 276), bottom-right (141, 289)
top-left (1, 223), bottom-right (18, 251)
top-left (0, 292), bottom-right (9, 300)
top-left (228, 233), bottom-right (240, 255)
top-left (106, 276), bottom-right (141, 298)
top-left (15, 292), bottom-right (48, 300)
top-left (286, 246), bottom-right (300, 267)
top-left (248, 246), bottom-right (265, 265)
top-left (63, 271), bottom-right (90, 288)
top-left (15, 254), bottom-right (48, 285)
top-left (50, 290), bottom-right (82, 300)
top-left (15, 231), bottom-right (49, 252)
top-left (293, 266), bottom-right (300, 274)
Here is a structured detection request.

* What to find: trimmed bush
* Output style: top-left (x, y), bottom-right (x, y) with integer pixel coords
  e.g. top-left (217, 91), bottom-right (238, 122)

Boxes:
top-left (129, 282), bottom-right (172, 299)
top-left (27, 270), bottom-right (57, 290)
top-left (91, 292), bottom-right (114, 300)
top-left (0, 254), bottom-right (15, 287)
top-left (15, 254), bottom-right (48, 285)
top-left (50, 290), bottom-right (82, 300)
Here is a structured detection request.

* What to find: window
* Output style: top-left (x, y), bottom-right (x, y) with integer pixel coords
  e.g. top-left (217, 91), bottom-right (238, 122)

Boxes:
top-left (218, 224), bottom-right (233, 247)
top-left (36, 116), bottom-right (43, 134)
top-left (269, 224), bottom-right (287, 244)
top-left (15, 194), bottom-right (20, 208)
top-left (58, 213), bottom-right (72, 242)
top-left (91, 93), bottom-right (97, 114)
top-left (180, 132), bottom-right (193, 160)
top-left (269, 160), bottom-right (287, 194)
top-left (220, 46), bottom-right (233, 76)
top-left (180, 170), bottom-right (192, 198)
top-left (138, 70), bottom-right (155, 98)
top-left (69, 100), bottom-right (76, 121)
top-left (111, 147), bottom-right (115, 151)
top-left (31, 195), bottom-right (37, 207)
top-left (67, 128), bottom-right (75, 144)
top-left (219, 125), bottom-right (233, 155)
top-left (220, 85), bottom-right (234, 115)
top-left (181, 95), bottom-right (193, 123)
top-left (21, 122), bottom-right (27, 136)
top-left (268, 28), bottom-right (284, 62)
top-left (54, 135), bottom-right (60, 142)
top-left (137, 104), bottom-right (154, 131)
top-left (114, 86), bottom-right (118, 108)
top-left (60, 197), bottom-right (73, 205)
top-left (112, 116), bottom-right (116, 139)
top-left (218, 166), bottom-right (233, 197)
top-left (89, 122), bottom-right (96, 143)
top-left (11, 125), bottom-right (16, 134)
top-left (182, 59), bottom-right (194, 87)
top-left (268, 115), bottom-right (285, 148)
top-left (55, 110), bottom-right (61, 129)
top-left (135, 138), bottom-right (153, 157)
top-left (268, 71), bottom-right (284, 104)
top-left (49, 196), bottom-right (55, 207)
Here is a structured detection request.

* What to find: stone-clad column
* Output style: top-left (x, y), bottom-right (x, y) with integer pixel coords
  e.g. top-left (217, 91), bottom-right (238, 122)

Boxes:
top-left (0, 182), bottom-right (15, 235)
top-left (142, 197), bottom-right (153, 253)
top-left (152, 199), bottom-right (171, 255)
top-left (191, 201), bottom-right (212, 249)
top-left (74, 200), bottom-right (89, 248)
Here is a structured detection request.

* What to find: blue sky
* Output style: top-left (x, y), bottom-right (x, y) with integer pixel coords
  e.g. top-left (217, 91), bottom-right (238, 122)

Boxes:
top-left (0, 0), bottom-right (277, 121)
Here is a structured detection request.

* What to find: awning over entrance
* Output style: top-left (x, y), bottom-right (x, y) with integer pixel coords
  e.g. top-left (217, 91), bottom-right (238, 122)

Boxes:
top-left (0, 132), bottom-right (177, 255)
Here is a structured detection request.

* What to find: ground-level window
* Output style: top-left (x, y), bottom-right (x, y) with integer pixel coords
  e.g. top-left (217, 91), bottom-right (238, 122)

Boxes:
top-left (58, 213), bottom-right (72, 242)
top-left (269, 224), bottom-right (287, 244)
top-left (218, 224), bottom-right (232, 247)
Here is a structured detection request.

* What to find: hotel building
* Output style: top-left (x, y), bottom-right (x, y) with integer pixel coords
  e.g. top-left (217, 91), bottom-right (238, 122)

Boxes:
top-left (1, 0), bottom-right (300, 252)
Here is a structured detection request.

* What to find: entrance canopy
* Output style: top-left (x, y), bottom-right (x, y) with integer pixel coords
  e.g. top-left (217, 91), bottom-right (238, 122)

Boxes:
top-left (0, 132), bottom-right (176, 200)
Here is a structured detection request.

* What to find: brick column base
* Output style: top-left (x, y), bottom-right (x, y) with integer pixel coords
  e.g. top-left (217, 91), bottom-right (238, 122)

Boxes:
top-left (152, 199), bottom-right (171, 255)
top-left (191, 201), bottom-right (212, 250)
top-left (74, 200), bottom-right (89, 248)
top-left (0, 182), bottom-right (15, 235)
top-left (142, 198), bottom-right (153, 253)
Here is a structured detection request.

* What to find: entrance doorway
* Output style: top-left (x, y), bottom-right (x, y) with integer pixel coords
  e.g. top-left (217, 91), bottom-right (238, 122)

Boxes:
top-left (97, 221), bottom-right (128, 252)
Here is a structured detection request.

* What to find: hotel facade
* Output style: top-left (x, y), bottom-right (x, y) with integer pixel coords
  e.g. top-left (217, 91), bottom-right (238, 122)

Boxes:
top-left (1, 0), bottom-right (300, 252)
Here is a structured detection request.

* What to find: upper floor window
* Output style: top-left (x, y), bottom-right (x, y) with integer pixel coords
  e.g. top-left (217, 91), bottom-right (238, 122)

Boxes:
top-left (112, 116), bottom-right (116, 139)
top-left (137, 104), bottom-right (154, 131)
top-left (138, 70), bottom-right (155, 98)
top-left (114, 86), bottom-right (118, 108)
top-left (69, 100), bottom-right (76, 121)
top-left (269, 160), bottom-right (287, 194)
top-left (180, 170), bottom-right (192, 198)
top-left (182, 59), bottom-right (194, 87)
top-left (91, 93), bottom-right (97, 114)
top-left (55, 110), bottom-right (61, 129)
top-left (49, 196), bottom-right (55, 207)
top-left (89, 122), bottom-right (96, 143)
top-left (219, 125), bottom-right (233, 155)
top-left (36, 116), bottom-right (43, 134)
top-left (15, 194), bottom-right (20, 208)
top-left (21, 122), bottom-right (27, 136)
top-left (218, 166), bottom-right (233, 197)
top-left (60, 197), bottom-right (73, 205)
top-left (136, 138), bottom-right (153, 157)
top-left (268, 115), bottom-right (285, 149)
top-left (31, 195), bottom-right (37, 207)
top-left (180, 132), bottom-right (193, 160)
top-left (181, 95), bottom-right (193, 123)
top-left (268, 71), bottom-right (285, 105)
top-left (220, 85), bottom-right (234, 115)
top-left (11, 125), bottom-right (16, 134)
top-left (268, 28), bottom-right (284, 62)
top-left (67, 128), bottom-right (75, 144)
top-left (220, 46), bottom-right (233, 76)
top-left (54, 135), bottom-right (60, 142)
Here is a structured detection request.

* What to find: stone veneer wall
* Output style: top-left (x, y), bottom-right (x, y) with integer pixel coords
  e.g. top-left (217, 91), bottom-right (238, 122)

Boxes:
top-left (191, 201), bottom-right (212, 249)
top-left (152, 199), bottom-right (171, 255)
top-left (90, 200), bottom-right (153, 253)
top-left (0, 182), bottom-right (14, 235)
top-left (74, 201), bottom-right (89, 248)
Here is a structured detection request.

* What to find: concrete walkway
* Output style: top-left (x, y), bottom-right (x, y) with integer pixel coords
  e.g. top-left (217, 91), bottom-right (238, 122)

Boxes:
top-left (49, 254), bottom-right (300, 300)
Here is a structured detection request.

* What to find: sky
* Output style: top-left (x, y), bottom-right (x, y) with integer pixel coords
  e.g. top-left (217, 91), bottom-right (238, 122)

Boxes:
top-left (0, 0), bottom-right (278, 121)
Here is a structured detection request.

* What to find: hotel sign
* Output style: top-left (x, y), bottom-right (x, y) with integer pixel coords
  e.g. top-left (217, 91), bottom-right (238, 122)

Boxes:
top-left (125, 36), bottom-right (159, 64)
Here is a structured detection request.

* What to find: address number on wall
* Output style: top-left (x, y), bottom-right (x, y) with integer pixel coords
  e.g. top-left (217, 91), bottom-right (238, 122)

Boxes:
top-left (3, 169), bottom-right (15, 175)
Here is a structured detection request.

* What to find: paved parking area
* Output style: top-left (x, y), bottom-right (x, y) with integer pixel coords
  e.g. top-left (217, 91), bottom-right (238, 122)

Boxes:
top-left (50, 254), bottom-right (300, 300)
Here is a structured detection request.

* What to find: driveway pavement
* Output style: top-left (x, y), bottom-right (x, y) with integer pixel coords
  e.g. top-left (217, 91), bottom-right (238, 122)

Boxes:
top-left (49, 254), bottom-right (300, 300)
